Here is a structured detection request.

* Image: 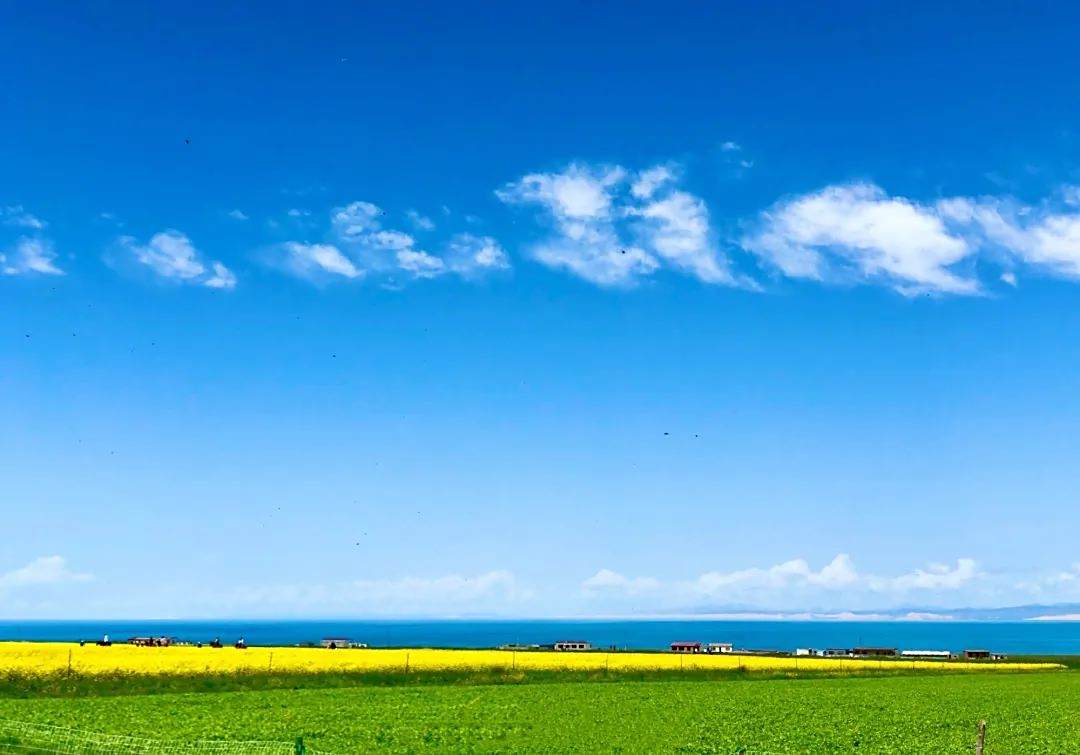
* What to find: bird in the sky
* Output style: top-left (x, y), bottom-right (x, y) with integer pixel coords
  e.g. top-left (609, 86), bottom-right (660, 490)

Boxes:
top-left (184, 138), bottom-right (191, 145)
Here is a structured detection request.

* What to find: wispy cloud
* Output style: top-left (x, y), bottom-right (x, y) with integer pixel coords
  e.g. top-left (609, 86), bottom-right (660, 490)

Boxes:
top-left (1, 237), bottom-right (64, 276)
top-left (498, 162), bottom-right (739, 287)
top-left (2, 205), bottom-right (47, 230)
top-left (0, 556), bottom-right (92, 591)
top-left (1, 205), bottom-right (46, 228)
top-left (270, 201), bottom-right (508, 285)
top-left (406, 209), bottom-right (436, 231)
top-left (581, 555), bottom-right (987, 610)
top-left (227, 209), bottom-right (249, 221)
top-left (275, 241), bottom-right (362, 280)
top-left (117, 230), bottom-right (236, 289)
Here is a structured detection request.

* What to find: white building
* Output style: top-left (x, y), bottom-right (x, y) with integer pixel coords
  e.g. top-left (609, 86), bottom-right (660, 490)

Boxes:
top-left (705, 643), bottom-right (733, 654)
top-left (554, 640), bottom-right (591, 651)
top-left (900, 650), bottom-right (952, 659)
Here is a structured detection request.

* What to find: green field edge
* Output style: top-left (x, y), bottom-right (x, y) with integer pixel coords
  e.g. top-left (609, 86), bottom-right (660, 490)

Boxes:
top-left (0, 658), bottom-right (1071, 699)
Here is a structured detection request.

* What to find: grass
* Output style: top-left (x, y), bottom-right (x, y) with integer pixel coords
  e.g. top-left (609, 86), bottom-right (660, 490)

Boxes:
top-left (0, 658), bottom-right (1066, 699)
top-left (0, 671), bottom-right (1076, 753)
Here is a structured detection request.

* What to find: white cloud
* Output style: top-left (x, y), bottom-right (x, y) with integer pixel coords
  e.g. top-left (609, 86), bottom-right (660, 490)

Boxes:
top-left (627, 190), bottom-right (735, 284)
top-left (582, 569), bottom-right (661, 595)
top-left (692, 554), bottom-right (860, 595)
top-left (444, 233), bottom-right (510, 277)
top-left (583, 555), bottom-right (985, 609)
top-left (406, 209), bottom-right (436, 230)
top-left (498, 163), bottom-right (626, 221)
top-left (274, 201), bottom-right (510, 285)
top-left (873, 559), bottom-right (980, 592)
top-left (955, 199), bottom-right (1080, 278)
top-left (744, 183), bottom-right (978, 295)
top-left (2, 205), bottom-right (47, 230)
top-left (498, 162), bottom-right (735, 287)
top-left (203, 261), bottom-right (237, 289)
top-left (2, 237), bottom-right (64, 276)
top-left (222, 570), bottom-right (530, 616)
top-left (287, 208), bottom-right (310, 218)
top-left (630, 165), bottom-right (677, 200)
top-left (720, 141), bottom-right (741, 152)
top-left (118, 230), bottom-right (236, 289)
top-left (331, 201), bottom-right (382, 238)
top-left (227, 209), bottom-right (249, 221)
top-left (0, 556), bottom-right (91, 591)
top-left (278, 241), bottom-right (361, 280)
top-left (396, 249), bottom-right (445, 278)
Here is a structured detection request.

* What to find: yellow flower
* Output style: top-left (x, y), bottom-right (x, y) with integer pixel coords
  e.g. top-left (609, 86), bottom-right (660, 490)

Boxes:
top-left (0, 643), bottom-right (1058, 677)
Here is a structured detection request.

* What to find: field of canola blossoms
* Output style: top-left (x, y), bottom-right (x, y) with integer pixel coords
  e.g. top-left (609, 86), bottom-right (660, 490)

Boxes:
top-left (0, 642), bottom-right (1059, 676)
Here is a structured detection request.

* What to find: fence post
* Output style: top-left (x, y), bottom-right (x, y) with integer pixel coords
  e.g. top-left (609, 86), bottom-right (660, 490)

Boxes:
top-left (295, 736), bottom-right (306, 755)
top-left (975, 720), bottom-right (986, 755)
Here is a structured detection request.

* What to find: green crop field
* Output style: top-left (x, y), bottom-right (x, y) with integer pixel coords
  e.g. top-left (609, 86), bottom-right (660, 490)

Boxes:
top-left (0, 671), bottom-right (1076, 753)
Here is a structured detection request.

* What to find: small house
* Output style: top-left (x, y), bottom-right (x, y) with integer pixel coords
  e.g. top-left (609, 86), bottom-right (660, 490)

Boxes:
top-left (851, 646), bottom-right (897, 657)
top-left (321, 638), bottom-right (351, 649)
top-left (794, 648), bottom-right (814, 657)
top-left (818, 648), bottom-right (850, 657)
top-left (705, 642), bottom-right (733, 654)
top-left (553, 640), bottom-right (591, 651)
top-left (670, 641), bottom-right (701, 654)
top-left (963, 649), bottom-right (992, 660)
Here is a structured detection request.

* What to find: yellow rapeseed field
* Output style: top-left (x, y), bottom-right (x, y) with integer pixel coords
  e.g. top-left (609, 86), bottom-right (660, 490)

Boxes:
top-left (0, 642), bottom-right (1059, 677)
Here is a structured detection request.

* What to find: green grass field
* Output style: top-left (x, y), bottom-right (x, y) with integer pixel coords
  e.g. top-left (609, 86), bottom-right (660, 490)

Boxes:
top-left (0, 671), bottom-right (1076, 753)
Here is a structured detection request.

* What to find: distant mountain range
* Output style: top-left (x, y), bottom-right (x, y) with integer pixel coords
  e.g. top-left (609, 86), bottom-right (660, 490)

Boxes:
top-left (677, 603), bottom-right (1080, 621)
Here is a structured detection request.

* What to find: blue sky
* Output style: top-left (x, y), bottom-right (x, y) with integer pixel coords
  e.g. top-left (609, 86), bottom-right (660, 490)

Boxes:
top-left (4, 1), bottom-right (1080, 618)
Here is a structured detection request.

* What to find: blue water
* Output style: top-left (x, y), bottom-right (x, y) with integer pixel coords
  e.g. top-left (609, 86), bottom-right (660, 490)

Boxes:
top-left (1, 620), bottom-right (1077, 654)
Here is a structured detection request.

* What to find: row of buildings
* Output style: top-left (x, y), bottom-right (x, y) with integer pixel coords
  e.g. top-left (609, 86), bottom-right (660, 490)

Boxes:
top-left (548, 640), bottom-right (1005, 660)
top-left (107, 635), bottom-right (1005, 660)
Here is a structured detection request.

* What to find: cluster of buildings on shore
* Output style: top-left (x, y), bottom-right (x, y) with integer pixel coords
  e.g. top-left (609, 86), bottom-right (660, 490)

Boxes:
top-left (521, 640), bottom-right (1006, 660)
top-left (93, 634), bottom-right (1005, 660)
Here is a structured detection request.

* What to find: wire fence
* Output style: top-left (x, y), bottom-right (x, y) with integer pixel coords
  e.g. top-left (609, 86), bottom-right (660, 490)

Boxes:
top-left (0, 720), bottom-right (335, 755)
